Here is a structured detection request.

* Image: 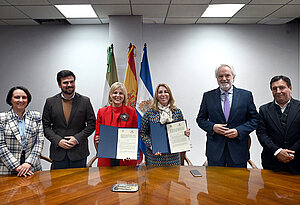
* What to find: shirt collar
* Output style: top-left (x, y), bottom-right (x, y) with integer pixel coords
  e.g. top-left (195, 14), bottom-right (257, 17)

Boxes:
top-left (274, 99), bottom-right (291, 109)
top-left (10, 108), bottom-right (27, 121)
top-left (61, 92), bottom-right (75, 100)
top-left (220, 86), bottom-right (233, 95)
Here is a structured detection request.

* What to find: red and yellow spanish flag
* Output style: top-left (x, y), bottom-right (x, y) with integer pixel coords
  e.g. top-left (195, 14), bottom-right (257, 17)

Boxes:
top-left (124, 43), bottom-right (138, 108)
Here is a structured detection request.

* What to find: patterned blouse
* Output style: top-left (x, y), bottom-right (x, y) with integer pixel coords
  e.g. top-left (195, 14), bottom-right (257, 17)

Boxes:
top-left (140, 107), bottom-right (184, 166)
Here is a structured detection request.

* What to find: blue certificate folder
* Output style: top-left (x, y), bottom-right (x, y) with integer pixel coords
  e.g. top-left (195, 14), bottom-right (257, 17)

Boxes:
top-left (150, 123), bottom-right (171, 154)
top-left (97, 125), bottom-right (118, 158)
top-left (97, 125), bottom-right (139, 159)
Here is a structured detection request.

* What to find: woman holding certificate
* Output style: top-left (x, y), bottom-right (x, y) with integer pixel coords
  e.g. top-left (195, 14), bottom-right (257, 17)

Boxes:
top-left (140, 83), bottom-right (190, 166)
top-left (94, 82), bottom-right (142, 167)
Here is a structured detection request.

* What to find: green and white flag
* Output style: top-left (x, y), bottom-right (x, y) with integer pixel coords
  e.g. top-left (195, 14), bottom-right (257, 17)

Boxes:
top-left (102, 44), bottom-right (118, 107)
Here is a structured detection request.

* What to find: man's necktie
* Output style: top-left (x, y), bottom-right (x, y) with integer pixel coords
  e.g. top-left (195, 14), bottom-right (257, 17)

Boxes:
top-left (224, 92), bottom-right (230, 122)
top-left (279, 103), bottom-right (290, 128)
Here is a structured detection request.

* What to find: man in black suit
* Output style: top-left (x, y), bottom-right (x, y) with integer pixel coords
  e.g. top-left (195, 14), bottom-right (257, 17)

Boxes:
top-left (197, 64), bottom-right (258, 168)
top-left (257, 75), bottom-right (300, 174)
top-left (42, 70), bottom-right (96, 169)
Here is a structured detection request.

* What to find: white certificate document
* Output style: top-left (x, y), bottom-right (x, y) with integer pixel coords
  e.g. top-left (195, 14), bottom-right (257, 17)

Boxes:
top-left (166, 121), bottom-right (190, 153)
top-left (116, 128), bottom-right (139, 160)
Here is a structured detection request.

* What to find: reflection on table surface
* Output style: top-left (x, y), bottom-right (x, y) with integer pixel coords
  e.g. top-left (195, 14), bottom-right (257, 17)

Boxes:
top-left (0, 166), bottom-right (299, 204)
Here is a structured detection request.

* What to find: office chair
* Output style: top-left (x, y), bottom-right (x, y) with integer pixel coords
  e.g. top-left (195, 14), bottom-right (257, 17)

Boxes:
top-left (180, 152), bottom-right (193, 166)
top-left (202, 137), bottom-right (258, 169)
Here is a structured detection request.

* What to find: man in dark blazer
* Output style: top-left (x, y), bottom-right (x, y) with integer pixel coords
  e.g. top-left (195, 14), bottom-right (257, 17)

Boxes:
top-left (42, 70), bottom-right (96, 169)
top-left (256, 75), bottom-right (300, 174)
top-left (196, 64), bottom-right (259, 168)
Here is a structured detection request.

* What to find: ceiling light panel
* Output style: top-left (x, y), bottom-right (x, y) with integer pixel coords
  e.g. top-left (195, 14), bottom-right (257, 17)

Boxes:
top-left (55, 4), bottom-right (97, 18)
top-left (201, 4), bottom-right (245, 17)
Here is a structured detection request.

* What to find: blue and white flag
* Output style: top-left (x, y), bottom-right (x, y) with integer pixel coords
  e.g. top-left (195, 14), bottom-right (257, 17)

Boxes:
top-left (136, 44), bottom-right (154, 154)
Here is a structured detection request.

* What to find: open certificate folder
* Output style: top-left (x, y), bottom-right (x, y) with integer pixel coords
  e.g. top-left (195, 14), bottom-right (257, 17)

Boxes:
top-left (166, 121), bottom-right (191, 153)
top-left (150, 120), bottom-right (190, 154)
top-left (97, 125), bottom-right (139, 160)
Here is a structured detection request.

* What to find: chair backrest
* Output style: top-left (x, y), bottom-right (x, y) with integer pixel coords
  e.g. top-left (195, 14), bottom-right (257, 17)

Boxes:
top-left (86, 155), bottom-right (97, 167)
top-left (180, 151), bottom-right (192, 166)
top-left (40, 155), bottom-right (53, 170)
top-left (202, 136), bottom-right (257, 168)
top-left (40, 155), bottom-right (52, 163)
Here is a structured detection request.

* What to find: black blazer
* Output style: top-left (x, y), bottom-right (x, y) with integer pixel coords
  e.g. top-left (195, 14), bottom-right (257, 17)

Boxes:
top-left (42, 93), bottom-right (96, 161)
top-left (256, 98), bottom-right (300, 174)
top-left (197, 86), bottom-right (259, 164)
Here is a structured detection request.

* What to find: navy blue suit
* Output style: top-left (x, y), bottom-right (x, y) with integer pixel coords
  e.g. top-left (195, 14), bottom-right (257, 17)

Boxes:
top-left (196, 86), bottom-right (259, 165)
top-left (256, 99), bottom-right (300, 174)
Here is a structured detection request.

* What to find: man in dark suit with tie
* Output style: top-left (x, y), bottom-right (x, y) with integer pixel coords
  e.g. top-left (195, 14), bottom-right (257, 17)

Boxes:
top-left (196, 64), bottom-right (259, 168)
top-left (256, 75), bottom-right (300, 174)
top-left (42, 70), bottom-right (96, 169)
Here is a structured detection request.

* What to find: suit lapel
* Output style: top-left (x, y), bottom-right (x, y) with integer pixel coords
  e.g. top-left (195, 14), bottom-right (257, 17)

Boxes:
top-left (213, 89), bottom-right (226, 122)
top-left (267, 102), bottom-right (285, 136)
top-left (68, 93), bottom-right (79, 126)
top-left (285, 99), bottom-right (300, 132)
top-left (7, 110), bottom-right (22, 144)
top-left (24, 111), bottom-right (33, 144)
top-left (56, 94), bottom-right (67, 126)
top-left (228, 86), bottom-right (240, 123)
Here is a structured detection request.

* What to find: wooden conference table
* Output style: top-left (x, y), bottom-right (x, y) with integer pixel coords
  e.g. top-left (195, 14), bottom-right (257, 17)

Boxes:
top-left (0, 166), bottom-right (299, 204)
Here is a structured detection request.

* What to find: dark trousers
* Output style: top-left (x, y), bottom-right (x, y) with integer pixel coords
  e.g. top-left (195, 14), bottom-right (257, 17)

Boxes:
top-left (52, 154), bottom-right (87, 170)
top-left (208, 143), bottom-right (247, 168)
top-left (110, 158), bottom-right (120, 167)
top-left (20, 151), bottom-right (25, 164)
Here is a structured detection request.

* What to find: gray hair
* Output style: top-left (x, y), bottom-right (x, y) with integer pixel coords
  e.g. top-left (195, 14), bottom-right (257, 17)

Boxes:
top-left (215, 64), bottom-right (236, 78)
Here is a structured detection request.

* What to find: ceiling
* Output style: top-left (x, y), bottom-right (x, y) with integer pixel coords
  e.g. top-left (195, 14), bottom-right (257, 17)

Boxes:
top-left (0, 0), bottom-right (299, 26)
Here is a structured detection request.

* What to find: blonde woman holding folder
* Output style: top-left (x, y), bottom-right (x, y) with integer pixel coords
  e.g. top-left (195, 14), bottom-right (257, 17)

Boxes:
top-left (140, 83), bottom-right (190, 166)
top-left (94, 82), bottom-right (142, 167)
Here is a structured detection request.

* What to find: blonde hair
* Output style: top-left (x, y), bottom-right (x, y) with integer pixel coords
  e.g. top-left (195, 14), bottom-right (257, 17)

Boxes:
top-left (108, 82), bottom-right (127, 105)
top-left (151, 83), bottom-right (176, 112)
